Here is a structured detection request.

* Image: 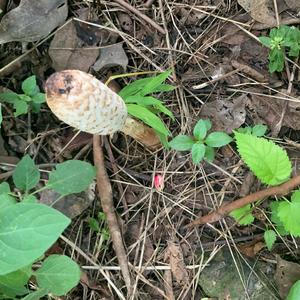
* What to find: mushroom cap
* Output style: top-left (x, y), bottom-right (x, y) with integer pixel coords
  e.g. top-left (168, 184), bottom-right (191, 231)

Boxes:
top-left (45, 70), bottom-right (127, 135)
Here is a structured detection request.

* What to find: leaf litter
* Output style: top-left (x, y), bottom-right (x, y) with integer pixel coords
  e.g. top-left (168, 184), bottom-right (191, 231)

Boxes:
top-left (1, 0), bottom-right (300, 299)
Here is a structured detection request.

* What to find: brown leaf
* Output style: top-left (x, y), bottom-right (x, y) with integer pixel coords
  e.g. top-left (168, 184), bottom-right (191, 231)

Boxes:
top-left (92, 43), bottom-right (128, 72)
top-left (0, 0), bottom-right (68, 44)
top-left (118, 12), bottom-right (133, 32)
top-left (164, 241), bottom-right (189, 286)
top-left (238, 240), bottom-right (265, 257)
top-left (274, 255), bottom-right (300, 298)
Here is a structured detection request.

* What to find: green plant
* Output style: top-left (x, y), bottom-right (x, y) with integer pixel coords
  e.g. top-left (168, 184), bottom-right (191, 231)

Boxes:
top-left (0, 75), bottom-right (46, 116)
top-left (0, 155), bottom-right (95, 299)
top-left (168, 119), bottom-right (232, 164)
top-left (229, 131), bottom-right (300, 251)
top-left (89, 211), bottom-right (110, 242)
top-left (118, 70), bottom-right (175, 146)
top-left (287, 280), bottom-right (300, 300)
top-left (259, 25), bottom-right (300, 73)
top-left (236, 124), bottom-right (268, 137)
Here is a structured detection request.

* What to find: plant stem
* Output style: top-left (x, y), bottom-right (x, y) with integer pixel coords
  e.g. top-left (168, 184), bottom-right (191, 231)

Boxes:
top-left (186, 175), bottom-right (300, 227)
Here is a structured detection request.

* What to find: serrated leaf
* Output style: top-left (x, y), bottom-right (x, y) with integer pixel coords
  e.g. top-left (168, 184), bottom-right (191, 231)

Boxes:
top-left (168, 135), bottom-right (194, 151)
top-left (47, 160), bottom-right (95, 195)
top-left (127, 104), bottom-right (170, 136)
top-left (287, 280), bottom-right (300, 300)
top-left (269, 48), bottom-right (285, 72)
top-left (205, 132), bottom-right (232, 147)
top-left (270, 201), bottom-right (288, 235)
top-left (252, 124), bottom-right (268, 137)
top-left (35, 255), bottom-right (80, 296)
top-left (191, 143), bottom-right (205, 164)
top-left (234, 132), bottom-right (291, 185)
top-left (259, 36), bottom-right (271, 47)
top-left (0, 203), bottom-right (70, 275)
top-left (229, 204), bottom-right (254, 225)
top-left (193, 119), bottom-right (208, 140)
top-left (22, 76), bottom-right (39, 96)
top-left (264, 229), bottom-right (276, 251)
top-left (13, 155), bottom-right (40, 191)
top-left (277, 190), bottom-right (300, 236)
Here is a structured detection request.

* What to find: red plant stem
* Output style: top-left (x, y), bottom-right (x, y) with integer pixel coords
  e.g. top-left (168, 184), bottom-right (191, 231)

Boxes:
top-left (186, 175), bottom-right (300, 228)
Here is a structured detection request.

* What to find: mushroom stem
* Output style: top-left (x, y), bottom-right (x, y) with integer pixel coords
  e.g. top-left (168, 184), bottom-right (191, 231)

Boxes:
top-left (121, 117), bottom-right (161, 150)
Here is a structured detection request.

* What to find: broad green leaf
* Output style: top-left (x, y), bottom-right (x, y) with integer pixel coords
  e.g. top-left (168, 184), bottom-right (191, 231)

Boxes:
top-left (47, 160), bottom-right (96, 195)
top-left (237, 127), bottom-right (252, 135)
top-left (229, 204), bottom-right (254, 225)
top-left (277, 190), bottom-right (300, 236)
top-left (270, 201), bottom-right (288, 235)
top-left (252, 124), bottom-right (267, 137)
top-left (140, 70), bottom-right (172, 96)
top-left (19, 95), bottom-right (32, 102)
top-left (168, 135), bottom-right (194, 151)
top-left (0, 203), bottom-right (70, 275)
top-left (126, 104), bottom-right (170, 136)
top-left (0, 92), bottom-right (19, 103)
top-left (205, 132), bottom-right (232, 148)
top-left (235, 132), bottom-right (292, 185)
top-left (0, 182), bottom-right (10, 194)
top-left (287, 280), bottom-right (300, 300)
top-left (22, 76), bottom-right (38, 96)
top-left (259, 36), bottom-right (271, 47)
top-left (264, 230), bottom-right (276, 251)
top-left (13, 155), bottom-right (40, 191)
top-left (269, 48), bottom-right (285, 72)
top-left (14, 100), bottom-right (29, 117)
top-left (31, 93), bottom-right (46, 104)
top-left (31, 102), bottom-right (42, 113)
top-left (22, 195), bottom-right (38, 203)
top-left (191, 143), bottom-right (205, 164)
top-left (204, 146), bottom-right (215, 162)
top-left (35, 255), bottom-right (81, 296)
top-left (0, 194), bottom-right (16, 210)
top-left (0, 266), bottom-right (32, 297)
top-left (193, 119), bottom-right (208, 140)
top-left (21, 288), bottom-right (48, 300)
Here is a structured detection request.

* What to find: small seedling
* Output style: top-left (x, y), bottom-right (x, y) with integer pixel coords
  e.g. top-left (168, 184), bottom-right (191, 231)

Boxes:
top-left (89, 212), bottom-right (110, 241)
top-left (259, 25), bottom-right (300, 73)
top-left (168, 119), bottom-right (232, 164)
top-left (118, 70), bottom-right (175, 146)
top-left (0, 155), bottom-right (96, 299)
top-left (236, 124), bottom-right (268, 137)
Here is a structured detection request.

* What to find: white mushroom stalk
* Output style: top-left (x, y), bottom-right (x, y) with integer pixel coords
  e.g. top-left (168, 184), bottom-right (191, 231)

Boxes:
top-left (45, 70), bottom-right (161, 148)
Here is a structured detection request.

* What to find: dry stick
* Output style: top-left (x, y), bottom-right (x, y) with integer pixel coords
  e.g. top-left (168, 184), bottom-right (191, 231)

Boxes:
top-left (186, 175), bottom-right (300, 227)
top-left (113, 0), bottom-right (166, 34)
top-left (93, 135), bottom-right (132, 294)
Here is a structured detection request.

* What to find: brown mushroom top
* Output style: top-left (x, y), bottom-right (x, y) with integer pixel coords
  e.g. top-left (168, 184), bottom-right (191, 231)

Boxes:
top-left (45, 70), bottom-right (127, 135)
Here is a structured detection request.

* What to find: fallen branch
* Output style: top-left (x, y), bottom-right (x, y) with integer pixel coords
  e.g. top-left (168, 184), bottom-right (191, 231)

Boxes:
top-left (186, 175), bottom-right (300, 228)
top-left (93, 135), bottom-right (132, 294)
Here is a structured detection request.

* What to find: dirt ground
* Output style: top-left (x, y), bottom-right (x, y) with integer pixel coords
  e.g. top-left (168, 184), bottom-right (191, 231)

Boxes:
top-left (1, 0), bottom-right (300, 299)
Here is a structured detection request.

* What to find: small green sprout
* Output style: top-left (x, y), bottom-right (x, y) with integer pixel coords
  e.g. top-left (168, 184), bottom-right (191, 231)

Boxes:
top-left (0, 75), bottom-right (46, 116)
top-left (168, 119), bottom-right (232, 164)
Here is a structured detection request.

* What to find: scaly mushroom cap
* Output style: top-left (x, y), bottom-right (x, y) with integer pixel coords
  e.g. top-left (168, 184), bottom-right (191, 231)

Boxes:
top-left (45, 70), bottom-right (127, 135)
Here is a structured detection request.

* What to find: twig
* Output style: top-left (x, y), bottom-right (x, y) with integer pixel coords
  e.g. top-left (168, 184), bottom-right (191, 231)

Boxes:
top-left (144, 0), bottom-right (155, 7)
top-left (93, 135), bottom-right (132, 294)
top-left (186, 175), bottom-right (300, 227)
top-left (113, 0), bottom-right (166, 34)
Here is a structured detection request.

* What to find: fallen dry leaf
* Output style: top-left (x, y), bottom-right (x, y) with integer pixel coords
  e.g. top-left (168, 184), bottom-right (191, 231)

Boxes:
top-left (164, 241), bottom-right (189, 286)
top-left (0, 0), bottom-right (68, 44)
top-left (274, 255), bottom-right (300, 298)
top-left (118, 12), bottom-right (133, 32)
top-left (92, 43), bottom-right (129, 72)
top-left (238, 240), bottom-right (265, 257)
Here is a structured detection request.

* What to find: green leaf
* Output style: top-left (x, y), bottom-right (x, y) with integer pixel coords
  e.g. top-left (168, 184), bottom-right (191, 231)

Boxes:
top-left (151, 84), bottom-right (175, 93)
top-left (22, 195), bottom-right (38, 203)
top-left (287, 280), bottom-right (300, 300)
top-left (0, 193), bottom-right (16, 210)
top-left (89, 217), bottom-right (100, 232)
top-left (126, 104), bottom-right (170, 136)
top-left (13, 155), bottom-right (40, 191)
top-left (259, 36), bottom-right (271, 48)
top-left (269, 48), bottom-right (285, 72)
top-left (31, 93), bottom-right (46, 104)
top-left (229, 204), bottom-right (254, 225)
top-left (0, 104), bottom-right (2, 128)
top-left (193, 119), bottom-right (208, 140)
top-left (252, 124), bottom-right (268, 137)
top-left (0, 266), bottom-right (32, 297)
top-left (119, 78), bottom-right (150, 99)
top-left (0, 92), bottom-right (19, 103)
top-left (235, 132), bottom-right (292, 185)
top-left (0, 182), bottom-right (10, 194)
top-left (191, 143), bottom-right (205, 164)
top-left (35, 255), bottom-right (81, 296)
top-left (277, 190), bottom-right (300, 236)
top-left (22, 76), bottom-right (38, 96)
top-left (264, 229), bottom-right (276, 251)
top-left (205, 132), bottom-right (232, 147)
top-left (0, 203), bottom-right (70, 275)
top-left (14, 100), bottom-right (29, 117)
top-left (168, 135), bottom-right (194, 151)
top-left (47, 160), bottom-right (96, 195)
top-left (21, 288), bottom-right (48, 300)
top-left (270, 201), bottom-right (288, 235)
top-left (204, 146), bottom-right (215, 162)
